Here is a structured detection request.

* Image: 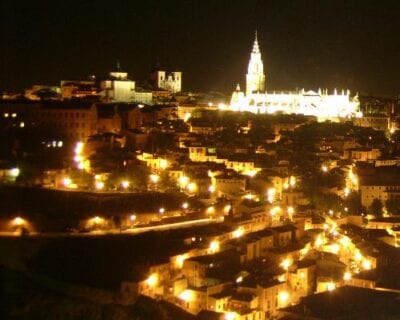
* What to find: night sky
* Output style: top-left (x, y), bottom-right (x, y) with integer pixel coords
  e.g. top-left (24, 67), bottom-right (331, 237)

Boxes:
top-left (1, 0), bottom-right (400, 96)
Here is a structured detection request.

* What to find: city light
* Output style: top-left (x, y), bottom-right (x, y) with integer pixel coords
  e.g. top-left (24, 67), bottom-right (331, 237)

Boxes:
top-left (12, 216), bottom-right (25, 226)
top-left (233, 227), bottom-right (244, 238)
top-left (270, 206), bottom-right (281, 217)
top-left (146, 273), bottom-right (158, 287)
top-left (343, 271), bottom-right (352, 281)
top-left (223, 204), bottom-right (231, 214)
top-left (362, 259), bottom-right (372, 270)
top-left (9, 167), bottom-right (20, 177)
top-left (95, 181), bottom-right (104, 190)
top-left (283, 182), bottom-right (289, 189)
top-left (150, 174), bottom-right (160, 183)
top-left (330, 243), bottom-right (340, 254)
top-left (183, 112), bottom-right (191, 122)
top-left (315, 235), bottom-right (324, 247)
top-left (289, 176), bottom-right (296, 187)
top-left (327, 282), bottom-right (336, 291)
top-left (244, 169), bottom-right (258, 177)
top-left (182, 202), bottom-right (189, 209)
top-left (187, 182), bottom-right (197, 193)
top-left (287, 206), bottom-right (294, 216)
top-left (278, 291), bottom-right (290, 306)
top-left (354, 250), bottom-right (363, 262)
top-left (267, 187), bottom-right (276, 203)
top-left (63, 177), bottom-right (72, 187)
top-left (159, 159), bottom-right (168, 170)
top-left (224, 312), bottom-right (237, 320)
top-left (206, 206), bottom-right (215, 215)
top-left (129, 214), bottom-right (137, 222)
top-left (280, 257), bottom-right (293, 271)
top-left (121, 180), bottom-right (130, 189)
top-left (179, 290), bottom-right (193, 302)
top-left (75, 141), bottom-right (84, 154)
top-left (179, 176), bottom-right (189, 188)
top-left (159, 207), bottom-right (165, 214)
top-left (208, 185), bottom-right (215, 193)
top-left (321, 165), bottom-right (328, 173)
top-left (176, 254), bottom-right (188, 269)
top-left (209, 240), bottom-right (220, 253)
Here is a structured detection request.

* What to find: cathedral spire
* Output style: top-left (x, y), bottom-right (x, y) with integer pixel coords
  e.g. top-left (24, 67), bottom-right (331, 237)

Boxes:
top-left (252, 30), bottom-right (260, 53)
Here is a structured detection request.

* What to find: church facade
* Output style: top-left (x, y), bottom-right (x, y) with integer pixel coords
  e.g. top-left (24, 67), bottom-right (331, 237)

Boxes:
top-left (227, 34), bottom-right (362, 121)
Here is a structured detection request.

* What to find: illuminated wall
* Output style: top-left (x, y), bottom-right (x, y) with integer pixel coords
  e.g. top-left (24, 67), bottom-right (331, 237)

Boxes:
top-left (229, 35), bottom-right (362, 120)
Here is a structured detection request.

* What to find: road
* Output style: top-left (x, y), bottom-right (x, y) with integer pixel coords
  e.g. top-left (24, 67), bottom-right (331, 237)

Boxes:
top-left (0, 216), bottom-right (224, 238)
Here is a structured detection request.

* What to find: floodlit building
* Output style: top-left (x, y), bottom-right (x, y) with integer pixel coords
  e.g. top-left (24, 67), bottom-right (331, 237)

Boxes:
top-left (101, 66), bottom-right (136, 103)
top-left (152, 70), bottom-right (182, 93)
top-left (226, 33), bottom-right (361, 121)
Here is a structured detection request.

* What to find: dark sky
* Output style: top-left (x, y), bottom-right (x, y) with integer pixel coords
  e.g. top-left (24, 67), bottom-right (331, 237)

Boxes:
top-left (1, 0), bottom-right (400, 96)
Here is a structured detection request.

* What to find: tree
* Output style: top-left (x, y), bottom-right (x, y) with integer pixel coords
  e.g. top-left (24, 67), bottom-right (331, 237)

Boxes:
top-left (386, 199), bottom-right (400, 215)
top-left (369, 199), bottom-right (383, 216)
top-left (344, 192), bottom-right (365, 215)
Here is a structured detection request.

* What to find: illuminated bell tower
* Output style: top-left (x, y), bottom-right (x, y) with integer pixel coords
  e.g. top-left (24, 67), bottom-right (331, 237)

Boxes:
top-left (246, 32), bottom-right (265, 96)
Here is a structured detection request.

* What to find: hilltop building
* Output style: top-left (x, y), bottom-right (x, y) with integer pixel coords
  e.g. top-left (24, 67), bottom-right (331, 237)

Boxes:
top-left (227, 33), bottom-right (361, 121)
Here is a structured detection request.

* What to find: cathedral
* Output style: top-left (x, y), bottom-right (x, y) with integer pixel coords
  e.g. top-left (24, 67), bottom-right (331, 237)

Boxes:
top-left (227, 33), bottom-right (362, 121)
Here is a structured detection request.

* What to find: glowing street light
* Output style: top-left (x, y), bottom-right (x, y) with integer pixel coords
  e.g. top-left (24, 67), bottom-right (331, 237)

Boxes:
top-left (121, 180), bottom-right (130, 189)
top-left (208, 185), bottom-right (215, 193)
top-left (315, 235), bottom-right (324, 248)
top-left (183, 112), bottom-right (191, 122)
top-left (12, 216), bottom-right (25, 226)
top-left (206, 206), bottom-right (215, 215)
top-left (95, 181), bottom-right (104, 190)
top-left (146, 273), bottom-right (158, 287)
top-left (280, 257), bottom-right (293, 271)
top-left (159, 159), bottom-right (168, 170)
top-left (182, 202), bottom-right (189, 209)
top-left (270, 206), bottom-right (281, 217)
top-left (233, 227), bottom-right (244, 238)
top-left (362, 259), bottom-right (372, 270)
top-left (176, 254), bottom-right (188, 268)
top-left (9, 168), bottom-right (20, 177)
top-left (224, 312), bottom-right (237, 320)
top-left (267, 188), bottom-right (276, 203)
top-left (159, 207), bottom-right (165, 214)
top-left (75, 141), bottom-right (84, 155)
top-left (278, 291), bottom-right (290, 307)
top-left (179, 290), bottom-right (193, 302)
top-left (223, 204), bottom-right (232, 214)
top-left (209, 240), bottom-right (220, 253)
top-left (179, 176), bottom-right (189, 188)
top-left (63, 177), bottom-right (72, 187)
top-left (129, 214), bottom-right (137, 222)
top-left (327, 282), bottom-right (336, 291)
top-left (187, 182), bottom-right (197, 193)
top-left (343, 271), bottom-right (352, 281)
top-left (283, 182), bottom-right (289, 190)
top-left (150, 174), bottom-right (159, 183)
top-left (321, 165), bottom-right (328, 173)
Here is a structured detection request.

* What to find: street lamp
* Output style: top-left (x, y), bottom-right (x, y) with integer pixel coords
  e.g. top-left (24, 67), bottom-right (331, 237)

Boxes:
top-left (121, 180), bottom-right (130, 189)
top-left (150, 174), bottom-right (159, 184)
top-left (12, 216), bottom-right (25, 227)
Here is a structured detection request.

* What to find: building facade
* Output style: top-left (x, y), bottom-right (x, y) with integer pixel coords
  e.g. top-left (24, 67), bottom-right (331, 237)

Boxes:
top-left (227, 33), bottom-right (361, 121)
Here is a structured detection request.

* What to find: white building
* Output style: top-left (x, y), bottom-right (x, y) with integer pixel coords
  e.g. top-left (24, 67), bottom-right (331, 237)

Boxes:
top-left (155, 71), bottom-right (182, 93)
top-left (101, 66), bottom-right (153, 104)
top-left (227, 33), bottom-right (361, 121)
top-left (101, 69), bottom-right (136, 103)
